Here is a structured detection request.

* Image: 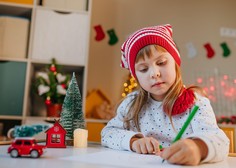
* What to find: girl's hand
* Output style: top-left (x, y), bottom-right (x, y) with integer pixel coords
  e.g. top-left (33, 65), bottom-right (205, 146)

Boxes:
top-left (130, 137), bottom-right (161, 154)
top-left (160, 138), bottom-right (208, 166)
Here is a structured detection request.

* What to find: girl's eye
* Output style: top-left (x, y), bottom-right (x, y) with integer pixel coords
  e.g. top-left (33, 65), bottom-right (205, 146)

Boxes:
top-left (157, 60), bottom-right (167, 66)
top-left (138, 67), bottom-right (148, 72)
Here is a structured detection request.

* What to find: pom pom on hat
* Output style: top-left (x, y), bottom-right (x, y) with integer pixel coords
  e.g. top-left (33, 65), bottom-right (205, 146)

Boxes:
top-left (171, 88), bottom-right (195, 116)
top-left (120, 24), bottom-right (181, 78)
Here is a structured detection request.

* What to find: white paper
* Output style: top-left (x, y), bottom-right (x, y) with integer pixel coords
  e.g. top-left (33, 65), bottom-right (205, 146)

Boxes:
top-left (61, 150), bottom-right (179, 168)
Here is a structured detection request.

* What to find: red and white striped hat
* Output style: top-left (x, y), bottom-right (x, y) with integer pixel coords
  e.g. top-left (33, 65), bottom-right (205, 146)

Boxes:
top-left (120, 24), bottom-right (181, 78)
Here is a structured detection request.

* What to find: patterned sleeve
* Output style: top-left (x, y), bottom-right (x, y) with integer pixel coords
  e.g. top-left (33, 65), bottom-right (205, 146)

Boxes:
top-left (187, 93), bottom-right (230, 163)
top-left (101, 92), bottom-right (144, 151)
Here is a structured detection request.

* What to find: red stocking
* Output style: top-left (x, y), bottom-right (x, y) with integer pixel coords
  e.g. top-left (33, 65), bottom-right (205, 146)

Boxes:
top-left (204, 43), bottom-right (215, 59)
top-left (94, 25), bottom-right (105, 41)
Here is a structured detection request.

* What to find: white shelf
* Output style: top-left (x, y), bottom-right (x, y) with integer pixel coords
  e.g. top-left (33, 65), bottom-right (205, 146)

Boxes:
top-left (0, 115), bottom-right (23, 120)
top-left (24, 117), bottom-right (109, 124)
top-left (35, 5), bottom-right (89, 14)
top-left (0, 57), bottom-right (28, 63)
top-left (30, 59), bottom-right (85, 67)
top-left (0, 2), bottom-right (33, 18)
top-left (0, 0), bottom-right (92, 134)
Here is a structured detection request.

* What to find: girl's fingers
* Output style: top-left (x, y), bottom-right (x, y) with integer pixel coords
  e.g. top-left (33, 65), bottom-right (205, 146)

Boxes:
top-left (160, 142), bottom-right (181, 160)
top-left (132, 141), bottom-right (141, 153)
top-left (150, 138), bottom-right (160, 154)
top-left (132, 137), bottom-right (161, 154)
top-left (167, 148), bottom-right (186, 164)
top-left (161, 139), bottom-right (202, 165)
top-left (140, 142), bottom-right (148, 154)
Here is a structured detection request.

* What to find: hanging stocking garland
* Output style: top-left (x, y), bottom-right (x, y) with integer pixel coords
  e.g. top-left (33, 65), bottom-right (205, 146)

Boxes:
top-left (107, 28), bottom-right (118, 45)
top-left (94, 24), bottom-right (105, 41)
top-left (186, 42), bottom-right (197, 58)
top-left (204, 43), bottom-right (215, 59)
top-left (220, 42), bottom-right (231, 57)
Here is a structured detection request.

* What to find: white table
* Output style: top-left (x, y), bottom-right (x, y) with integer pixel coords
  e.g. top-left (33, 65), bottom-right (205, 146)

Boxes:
top-left (0, 143), bottom-right (236, 168)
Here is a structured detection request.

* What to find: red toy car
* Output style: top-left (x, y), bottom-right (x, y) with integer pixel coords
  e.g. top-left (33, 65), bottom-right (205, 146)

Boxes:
top-left (8, 137), bottom-right (46, 158)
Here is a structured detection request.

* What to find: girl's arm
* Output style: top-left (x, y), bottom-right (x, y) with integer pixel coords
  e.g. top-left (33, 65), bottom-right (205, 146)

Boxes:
top-left (186, 94), bottom-right (229, 163)
top-left (161, 93), bottom-right (229, 165)
top-left (101, 94), bottom-right (144, 151)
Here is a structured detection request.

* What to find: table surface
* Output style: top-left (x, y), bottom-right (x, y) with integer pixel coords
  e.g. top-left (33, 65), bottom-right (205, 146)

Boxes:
top-left (0, 143), bottom-right (236, 168)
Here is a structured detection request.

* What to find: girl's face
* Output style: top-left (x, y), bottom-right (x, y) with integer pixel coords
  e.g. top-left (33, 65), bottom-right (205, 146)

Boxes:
top-left (135, 45), bottom-right (176, 101)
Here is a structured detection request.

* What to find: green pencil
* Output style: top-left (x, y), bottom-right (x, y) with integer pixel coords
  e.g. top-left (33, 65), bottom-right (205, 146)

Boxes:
top-left (162, 105), bottom-right (199, 163)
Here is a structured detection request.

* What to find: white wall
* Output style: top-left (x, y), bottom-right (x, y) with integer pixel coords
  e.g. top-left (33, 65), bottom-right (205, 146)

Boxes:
top-left (87, 0), bottom-right (236, 110)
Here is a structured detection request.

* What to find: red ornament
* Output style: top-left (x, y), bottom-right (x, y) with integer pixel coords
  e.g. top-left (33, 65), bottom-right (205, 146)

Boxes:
top-left (172, 88), bottom-right (195, 116)
top-left (61, 83), bottom-right (67, 89)
top-left (45, 98), bottom-right (51, 105)
top-left (50, 64), bottom-right (56, 72)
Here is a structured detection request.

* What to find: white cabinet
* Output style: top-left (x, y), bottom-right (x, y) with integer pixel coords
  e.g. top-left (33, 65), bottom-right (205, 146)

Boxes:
top-left (0, 0), bottom-right (92, 137)
top-left (32, 8), bottom-right (89, 65)
top-left (42, 0), bottom-right (87, 11)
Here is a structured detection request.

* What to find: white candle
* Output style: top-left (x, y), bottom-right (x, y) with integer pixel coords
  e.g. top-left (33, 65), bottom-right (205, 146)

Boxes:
top-left (73, 128), bottom-right (88, 148)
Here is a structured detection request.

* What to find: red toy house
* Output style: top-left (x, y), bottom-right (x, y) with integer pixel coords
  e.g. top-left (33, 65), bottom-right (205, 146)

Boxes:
top-left (45, 120), bottom-right (66, 148)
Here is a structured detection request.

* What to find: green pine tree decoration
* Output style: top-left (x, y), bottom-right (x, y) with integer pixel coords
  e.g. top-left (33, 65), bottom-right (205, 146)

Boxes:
top-left (60, 72), bottom-right (85, 140)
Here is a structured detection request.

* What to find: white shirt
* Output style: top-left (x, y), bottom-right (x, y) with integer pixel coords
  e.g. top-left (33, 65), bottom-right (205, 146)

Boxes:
top-left (101, 91), bottom-right (229, 163)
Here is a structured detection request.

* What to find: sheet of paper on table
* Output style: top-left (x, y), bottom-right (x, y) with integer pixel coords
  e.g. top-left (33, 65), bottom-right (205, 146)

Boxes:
top-left (60, 150), bottom-right (178, 168)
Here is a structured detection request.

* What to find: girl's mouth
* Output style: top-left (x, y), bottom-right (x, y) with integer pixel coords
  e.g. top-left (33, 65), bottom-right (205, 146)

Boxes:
top-left (151, 82), bottom-right (164, 87)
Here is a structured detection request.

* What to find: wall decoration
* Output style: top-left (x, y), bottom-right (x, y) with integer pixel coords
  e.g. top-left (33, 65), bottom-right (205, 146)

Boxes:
top-left (204, 43), bottom-right (215, 59)
top-left (93, 25), bottom-right (119, 45)
top-left (185, 42), bottom-right (197, 58)
top-left (220, 27), bottom-right (236, 38)
top-left (94, 24), bottom-right (105, 41)
top-left (220, 42), bottom-right (231, 57)
top-left (194, 71), bottom-right (236, 117)
top-left (107, 28), bottom-right (118, 45)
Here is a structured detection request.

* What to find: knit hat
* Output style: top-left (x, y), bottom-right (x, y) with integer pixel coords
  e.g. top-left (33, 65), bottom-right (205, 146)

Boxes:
top-left (120, 24), bottom-right (181, 78)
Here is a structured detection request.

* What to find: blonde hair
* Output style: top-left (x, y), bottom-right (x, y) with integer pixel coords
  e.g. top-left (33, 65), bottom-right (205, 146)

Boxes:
top-left (123, 45), bottom-right (206, 131)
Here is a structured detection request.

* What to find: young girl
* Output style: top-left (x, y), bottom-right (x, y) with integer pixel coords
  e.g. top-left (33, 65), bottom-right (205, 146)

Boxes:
top-left (101, 24), bottom-right (229, 165)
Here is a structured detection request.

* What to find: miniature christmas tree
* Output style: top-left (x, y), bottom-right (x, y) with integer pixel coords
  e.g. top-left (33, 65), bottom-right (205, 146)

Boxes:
top-left (9, 124), bottom-right (50, 138)
top-left (60, 72), bottom-right (85, 140)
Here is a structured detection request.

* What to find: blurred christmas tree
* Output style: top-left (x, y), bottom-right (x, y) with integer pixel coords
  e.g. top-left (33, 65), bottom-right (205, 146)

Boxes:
top-left (33, 58), bottom-right (70, 105)
top-left (60, 72), bottom-right (85, 140)
top-left (121, 73), bottom-right (138, 97)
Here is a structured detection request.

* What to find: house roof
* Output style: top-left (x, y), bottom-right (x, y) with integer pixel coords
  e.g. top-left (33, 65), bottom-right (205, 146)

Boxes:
top-left (45, 120), bottom-right (66, 134)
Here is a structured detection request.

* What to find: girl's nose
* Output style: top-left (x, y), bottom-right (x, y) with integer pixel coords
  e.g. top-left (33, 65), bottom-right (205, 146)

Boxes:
top-left (150, 67), bottom-right (160, 79)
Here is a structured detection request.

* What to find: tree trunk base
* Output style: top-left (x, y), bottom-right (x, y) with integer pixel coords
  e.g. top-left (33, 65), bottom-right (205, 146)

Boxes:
top-left (66, 139), bottom-right (74, 146)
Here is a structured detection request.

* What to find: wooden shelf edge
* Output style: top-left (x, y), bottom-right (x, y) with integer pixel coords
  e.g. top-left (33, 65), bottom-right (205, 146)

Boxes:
top-left (0, 116), bottom-right (23, 120)
top-left (229, 153), bottom-right (236, 157)
top-left (0, 57), bottom-right (28, 62)
top-left (0, 1), bottom-right (33, 9)
top-left (35, 5), bottom-right (89, 14)
top-left (86, 118), bottom-right (109, 123)
top-left (24, 117), bottom-right (109, 124)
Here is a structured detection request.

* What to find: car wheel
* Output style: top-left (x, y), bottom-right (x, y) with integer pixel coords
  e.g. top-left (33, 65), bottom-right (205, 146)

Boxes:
top-left (10, 149), bottom-right (19, 158)
top-left (30, 150), bottom-right (39, 158)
